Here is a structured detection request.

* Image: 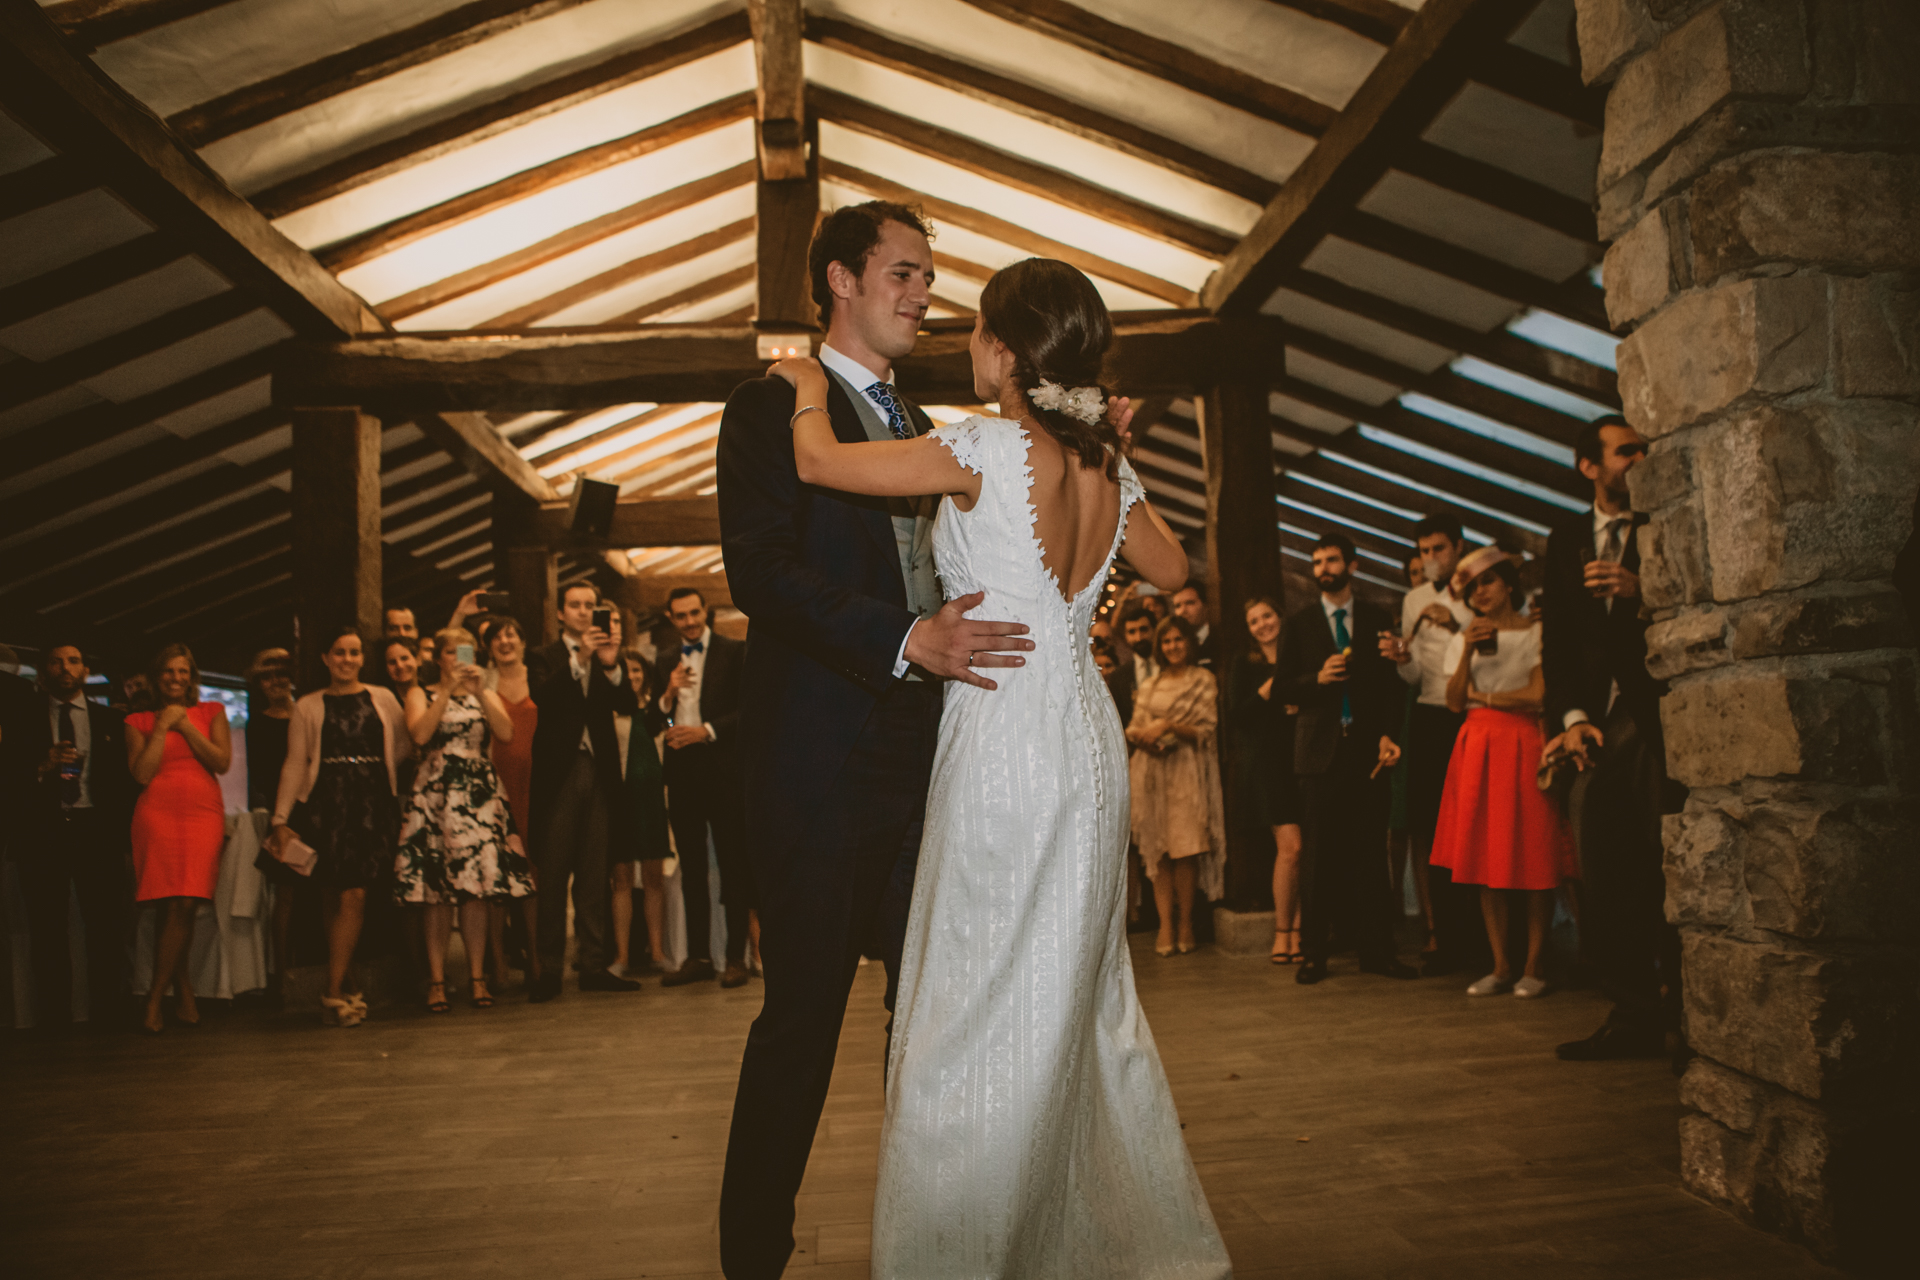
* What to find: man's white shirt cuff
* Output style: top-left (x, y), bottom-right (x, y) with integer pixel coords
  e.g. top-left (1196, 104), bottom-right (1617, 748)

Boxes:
top-left (893, 619), bottom-right (916, 679)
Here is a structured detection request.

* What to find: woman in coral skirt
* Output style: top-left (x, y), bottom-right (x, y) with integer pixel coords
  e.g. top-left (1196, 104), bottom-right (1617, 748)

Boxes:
top-left (1430, 547), bottom-right (1577, 999)
top-left (124, 643), bottom-right (231, 1034)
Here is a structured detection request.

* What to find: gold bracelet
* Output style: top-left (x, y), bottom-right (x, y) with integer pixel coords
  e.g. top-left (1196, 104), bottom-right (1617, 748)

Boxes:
top-left (790, 405), bottom-right (827, 427)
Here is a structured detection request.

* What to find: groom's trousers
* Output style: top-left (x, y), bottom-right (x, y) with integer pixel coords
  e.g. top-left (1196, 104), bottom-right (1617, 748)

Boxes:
top-left (719, 679), bottom-right (940, 1280)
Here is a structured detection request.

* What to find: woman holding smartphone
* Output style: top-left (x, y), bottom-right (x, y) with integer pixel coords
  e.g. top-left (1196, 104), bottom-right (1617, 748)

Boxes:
top-left (393, 626), bottom-right (533, 1012)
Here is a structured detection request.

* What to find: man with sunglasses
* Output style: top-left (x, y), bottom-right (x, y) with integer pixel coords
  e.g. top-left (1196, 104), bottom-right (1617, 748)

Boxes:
top-left (1541, 415), bottom-right (1687, 1064)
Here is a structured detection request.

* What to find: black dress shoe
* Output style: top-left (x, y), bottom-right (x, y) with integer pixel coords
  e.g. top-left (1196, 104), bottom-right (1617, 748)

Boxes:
top-left (527, 972), bottom-right (562, 1004)
top-left (1295, 961), bottom-right (1327, 985)
top-left (580, 969), bottom-right (641, 992)
top-left (662, 958), bottom-right (716, 988)
top-left (1359, 959), bottom-right (1419, 980)
top-left (1556, 1021), bottom-right (1666, 1061)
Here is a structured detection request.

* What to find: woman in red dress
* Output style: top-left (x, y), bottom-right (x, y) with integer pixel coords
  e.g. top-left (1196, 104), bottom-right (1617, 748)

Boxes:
top-left (1429, 548), bottom-right (1576, 999)
top-left (124, 643), bottom-right (232, 1034)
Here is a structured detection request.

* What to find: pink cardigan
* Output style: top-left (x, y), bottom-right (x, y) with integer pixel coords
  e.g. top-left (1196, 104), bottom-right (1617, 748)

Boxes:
top-left (271, 686), bottom-right (412, 826)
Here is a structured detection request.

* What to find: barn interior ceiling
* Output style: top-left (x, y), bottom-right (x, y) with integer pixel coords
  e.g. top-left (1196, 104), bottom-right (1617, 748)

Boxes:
top-left (1, 0), bottom-right (1619, 670)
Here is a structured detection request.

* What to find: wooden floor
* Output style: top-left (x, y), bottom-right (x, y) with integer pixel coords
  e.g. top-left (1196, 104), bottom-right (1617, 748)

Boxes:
top-left (1, 940), bottom-right (1837, 1280)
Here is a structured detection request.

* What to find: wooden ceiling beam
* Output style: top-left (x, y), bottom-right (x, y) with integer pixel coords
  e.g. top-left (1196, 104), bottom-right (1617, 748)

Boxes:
top-left (748, 0), bottom-right (806, 180)
top-left (473, 218), bottom-right (754, 329)
top-left (376, 162), bottom-right (754, 323)
top-left (1276, 475), bottom-right (1422, 542)
top-left (1472, 43), bottom-right (1606, 129)
top-left (1276, 374), bottom-right (1583, 499)
top-left (528, 494), bottom-right (721, 548)
top-left (5, 346), bottom-right (273, 477)
top-left (317, 92), bottom-right (754, 273)
top-left (956, 0), bottom-right (1335, 137)
top-left (0, 5), bottom-right (382, 339)
top-left (824, 160), bottom-right (1194, 304)
top-left (166, 0), bottom-right (596, 146)
top-left (811, 86), bottom-right (1235, 258)
top-left (43, 0), bottom-right (247, 50)
top-left (1259, 0), bottom-right (1410, 45)
top-left (0, 404), bottom-right (284, 541)
top-left (1392, 139), bottom-right (1597, 242)
top-left (250, 10), bottom-right (752, 217)
top-left (808, 16), bottom-right (1277, 205)
top-left (276, 313), bottom-right (1284, 412)
top-left (1337, 211), bottom-right (1605, 326)
top-left (591, 416), bottom-right (725, 486)
top-left (409, 412), bottom-right (559, 503)
top-left (0, 232), bottom-right (185, 329)
top-left (1201, 0), bottom-right (1539, 314)
top-left (610, 262), bottom-right (757, 326)
top-left (1285, 447), bottom-right (1541, 553)
top-left (0, 153), bottom-right (93, 220)
top-left (1297, 421), bottom-right (1564, 533)
top-left (1275, 267), bottom-right (1619, 405)
top-left (0, 288), bottom-right (258, 415)
top-left (525, 402), bottom-right (689, 472)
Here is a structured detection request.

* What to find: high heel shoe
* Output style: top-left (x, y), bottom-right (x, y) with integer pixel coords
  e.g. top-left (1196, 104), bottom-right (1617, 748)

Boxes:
top-left (1269, 932), bottom-right (1295, 965)
top-left (1154, 938), bottom-right (1175, 957)
top-left (1177, 938), bottom-right (1197, 955)
top-left (425, 982), bottom-right (451, 1014)
top-left (321, 996), bottom-right (364, 1027)
top-left (469, 978), bottom-right (494, 1010)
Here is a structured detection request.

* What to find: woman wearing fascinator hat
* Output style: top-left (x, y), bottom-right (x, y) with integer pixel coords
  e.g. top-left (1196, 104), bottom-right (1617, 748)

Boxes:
top-left (1427, 545), bottom-right (1577, 1000)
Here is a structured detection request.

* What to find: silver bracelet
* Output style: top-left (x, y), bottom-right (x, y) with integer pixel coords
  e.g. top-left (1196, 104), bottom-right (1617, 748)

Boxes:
top-left (790, 404), bottom-right (827, 428)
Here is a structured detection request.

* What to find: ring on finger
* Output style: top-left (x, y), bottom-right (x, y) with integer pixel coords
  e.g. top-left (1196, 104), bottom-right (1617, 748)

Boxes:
top-left (966, 651), bottom-right (975, 667)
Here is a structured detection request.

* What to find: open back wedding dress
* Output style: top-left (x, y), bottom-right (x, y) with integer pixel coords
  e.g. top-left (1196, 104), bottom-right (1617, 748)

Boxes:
top-left (871, 416), bottom-right (1231, 1278)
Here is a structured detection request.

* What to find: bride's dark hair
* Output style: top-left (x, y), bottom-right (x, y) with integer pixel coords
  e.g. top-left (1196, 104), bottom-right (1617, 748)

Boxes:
top-left (978, 258), bottom-right (1121, 479)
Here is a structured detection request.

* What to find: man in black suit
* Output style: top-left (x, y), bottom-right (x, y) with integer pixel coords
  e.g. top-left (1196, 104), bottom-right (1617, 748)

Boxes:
top-left (655, 587), bottom-right (751, 989)
top-left (1542, 415), bottom-right (1686, 1061)
top-left (714, 201), bottom-right (1035, 1280)
top-left (525, 583), bottom-right (641, 1001)
top-left (1169, 583), bottom-right (1217, 670)
top-left (8, 639), bottom-right (135, 1030)
top-left (1277, 535), bottom-right (1415, 985)
top-left (1104, 603), bottom-right (1159, 726)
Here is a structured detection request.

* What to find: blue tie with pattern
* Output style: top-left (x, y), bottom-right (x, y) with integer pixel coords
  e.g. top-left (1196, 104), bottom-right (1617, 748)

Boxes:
top-left (866, 381), bottom-right (914, 440)
top-left (1332, 607), bottom-right (1353, 728)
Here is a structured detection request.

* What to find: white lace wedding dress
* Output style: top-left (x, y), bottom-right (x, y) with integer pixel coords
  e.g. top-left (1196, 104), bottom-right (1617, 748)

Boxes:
top-left (871, 416), bottom-right (1231, 1278)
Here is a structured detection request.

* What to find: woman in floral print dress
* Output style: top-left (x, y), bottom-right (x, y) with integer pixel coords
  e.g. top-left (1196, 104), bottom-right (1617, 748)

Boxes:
top-left (395, 626), bottom-right (533, 1011)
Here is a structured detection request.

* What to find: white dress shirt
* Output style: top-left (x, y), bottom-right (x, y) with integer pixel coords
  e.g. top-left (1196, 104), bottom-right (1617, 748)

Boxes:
top-left (563, 632), bottom-right (626, 753)
top-left (659, 627), bottom-right (719, 742)
top-left (47, 691), bottom-right (93, 809)
top-left (818, 341), bottom-right (921, 679)
top-left (1397, 581), bottom-right (1475, 707)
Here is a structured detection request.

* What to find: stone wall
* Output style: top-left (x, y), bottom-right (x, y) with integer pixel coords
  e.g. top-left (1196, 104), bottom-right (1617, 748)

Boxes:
top-left (1575, 0), bottom-right (1918, 1268)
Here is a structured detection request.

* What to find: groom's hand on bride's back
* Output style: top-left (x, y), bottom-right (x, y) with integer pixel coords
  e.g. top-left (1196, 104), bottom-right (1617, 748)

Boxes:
top-left (905, 591), bottom-right (1033, 691)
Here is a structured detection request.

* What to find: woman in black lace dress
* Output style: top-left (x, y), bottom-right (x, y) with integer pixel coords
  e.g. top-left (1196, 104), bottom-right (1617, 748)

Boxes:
top-left (268, 626), bottom-right (410, 1026)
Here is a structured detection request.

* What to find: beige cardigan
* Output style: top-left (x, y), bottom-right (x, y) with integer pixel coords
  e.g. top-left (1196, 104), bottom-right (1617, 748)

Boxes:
top-left (272, 686), bottom-right (412, 826)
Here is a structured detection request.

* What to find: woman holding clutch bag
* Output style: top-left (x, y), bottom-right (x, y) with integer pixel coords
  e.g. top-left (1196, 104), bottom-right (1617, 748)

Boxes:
top-left (1126, 616), bottom-right (1227, 958)
top-left (268, 626), bottom-right (411, 1027)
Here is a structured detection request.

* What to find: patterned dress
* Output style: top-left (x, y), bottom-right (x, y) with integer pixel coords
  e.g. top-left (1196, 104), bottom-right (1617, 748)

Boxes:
top-left (291, 691), bottom-right (398, 891)
top-left (394, 693), bottom-right (534, 903)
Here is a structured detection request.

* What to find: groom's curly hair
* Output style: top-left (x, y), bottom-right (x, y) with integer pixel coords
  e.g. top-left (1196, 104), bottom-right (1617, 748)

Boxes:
top-left (979, 258), bottom-right (1121, 480)
top-left (809, 200), bottom-right (934, 330)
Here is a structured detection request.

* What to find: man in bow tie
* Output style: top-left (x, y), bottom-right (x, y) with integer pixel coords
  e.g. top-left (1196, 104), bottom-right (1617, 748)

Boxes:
top-left (658, 587), bottom-right (749, 989)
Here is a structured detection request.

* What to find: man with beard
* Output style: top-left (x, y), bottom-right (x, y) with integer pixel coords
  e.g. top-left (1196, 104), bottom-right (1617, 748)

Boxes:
top-left (1278, 535), bottom-right (1413, 985)
top-left (1104, 603), bottom-right (1159, 727)
top-left (1542, 415), bottom-right (1686, 1062)
top-left (1380, 516), bottom-right (1482, 977)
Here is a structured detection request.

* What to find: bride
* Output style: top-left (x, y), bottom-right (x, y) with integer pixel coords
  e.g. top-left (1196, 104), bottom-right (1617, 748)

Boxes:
top-left (769, 258), bottom-right (1232, 1278)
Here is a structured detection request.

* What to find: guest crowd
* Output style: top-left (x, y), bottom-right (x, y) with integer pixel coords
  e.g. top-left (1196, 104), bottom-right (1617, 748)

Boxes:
top-left (3, 414), bottom-right (1681, 1063)
top-left (1087, 413), bottom-right (1685, 1064)
top-left (0, 581), bottom-right (750, 1033)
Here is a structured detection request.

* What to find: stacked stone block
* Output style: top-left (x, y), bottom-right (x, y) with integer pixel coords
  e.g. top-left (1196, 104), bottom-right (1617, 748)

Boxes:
top-left (1575, 0), bottom-right (1917, 1266)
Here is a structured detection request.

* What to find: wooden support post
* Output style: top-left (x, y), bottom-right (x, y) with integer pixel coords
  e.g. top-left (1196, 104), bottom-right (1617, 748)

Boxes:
top-left (291, 408), bottom-right (383, 692)
top-left (491, 487), bottom-right (558, 647)
top-left (1198, 380), bottom-right (1283, 911)
top-left (748, 0), bottom-right (806, 180)
top-left (755, 122), bottom-right (819, 329)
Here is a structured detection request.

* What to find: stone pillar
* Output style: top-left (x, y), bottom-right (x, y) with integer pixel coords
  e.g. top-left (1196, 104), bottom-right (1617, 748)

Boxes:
top-left (290, 408), bottom-right (383, 692)
top-left (1578, 0), bottom-right (1919, 1267)
top-left (1198, 379), bottom-right (1284, 912)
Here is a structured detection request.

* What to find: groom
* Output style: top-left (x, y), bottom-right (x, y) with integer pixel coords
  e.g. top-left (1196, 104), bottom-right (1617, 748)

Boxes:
top-left (714, 201), bottom-right (1033, 1279)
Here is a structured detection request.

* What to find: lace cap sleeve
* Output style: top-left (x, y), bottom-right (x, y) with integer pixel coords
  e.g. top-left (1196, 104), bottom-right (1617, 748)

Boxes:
top-left (928, 416), bottom-right (991, 476)
top-left (1117, 455), bottom-right (1146, 520)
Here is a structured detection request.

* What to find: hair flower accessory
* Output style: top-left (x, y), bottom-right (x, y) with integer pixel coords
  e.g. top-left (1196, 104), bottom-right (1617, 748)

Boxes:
top-left (1029, 380), bottom-right (1105, 425)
